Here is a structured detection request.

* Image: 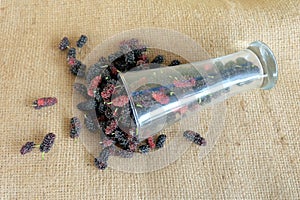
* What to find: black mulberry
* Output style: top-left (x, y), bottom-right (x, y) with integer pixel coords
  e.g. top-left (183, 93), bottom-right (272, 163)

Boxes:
top-left (76, 35), bottom-right (88, 48)
top-left (84, 114), bottom-right (98, 133)
top-left (183, 130), bottom-right (206, 146)
top-left (139, 145), bottom-right (150, 154)
top-left (67, 47), bottom-right (76, 59)
top-left (20, 142), bottom-right (35, 155)
top-left (59, 37), bottom-right (70, 51)
top-left (70, 117), bottom-right (81, 139)
top-left (77, 99), bottom-right (96, 111)
top-left (94, 147), bottom-right (111, 170)
top-left (115, 149), bottom-right (134, 158)
top-left (151, 55), bottom-right (164, 64)
top-left (156, 134), bottom-right (166, 149)
top-left (39, 133), bottom-right (56, 159)
top-left (73, 83), bottom-right (91, 99)
top-left (169, 59), bottom-right (181, 66)
top-left (70, 60), bottom-right (86, 77)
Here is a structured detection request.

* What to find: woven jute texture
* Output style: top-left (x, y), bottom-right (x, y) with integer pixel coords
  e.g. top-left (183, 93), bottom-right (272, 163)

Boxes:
top-left (0, 0), bottom-right (299, 199)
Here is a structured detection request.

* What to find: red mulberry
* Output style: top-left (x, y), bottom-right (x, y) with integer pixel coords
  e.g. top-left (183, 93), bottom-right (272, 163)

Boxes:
top-left (152, 91), bottom-right (169, 105)
top-left (173, 78), bottom-right (196, 88)
top-left (147, 137), bottom-right (156, 149)
top-left (88, 75), bottom-right (102, 97)
top-left (32, 97), bottom-right (58, 110)
top-left (111, 95), bottom-right (129, 107)
top-left (100, 138), bottom-right (115, 148)
top-left (104, 120), bottom-right (117, 135)
top-left (101, 84), bottom-right (115, 99)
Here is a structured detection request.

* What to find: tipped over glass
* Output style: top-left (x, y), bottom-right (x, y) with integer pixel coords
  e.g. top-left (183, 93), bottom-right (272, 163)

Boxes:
top-left (72, 28), bottom-right (278, 173)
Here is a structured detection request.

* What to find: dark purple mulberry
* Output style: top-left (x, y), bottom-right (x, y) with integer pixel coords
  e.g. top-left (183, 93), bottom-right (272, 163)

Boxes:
top-left (39, 133), bottom-right (56, 156)
top-left (100, 138), bottom-right (115, 148)
top-left (104, 108), bottom-right (113, 119)
top-left (108, 51), bottom-right (123, 63)
top-left (114, 130), bottom-right (129, 148)
top-left (84, 114), bottom-right (98, 133)
top-left (76, 35), bottom-right (88, 48)
top-left (169, 60), bottom-right (181, 66)
top-left (115, 149), bottom-right (134, 158)
top-left (67, 47), bottom-right (76, 59)
top-left (156, 134), bottom-right (166, 149)
top-left (98, 57), bottom-right (109, 65)
top-left (20, 142), bottom-right (35, 155)
top-left (94, 158), bottom-right (107, 170)
top-left (94, 89), bottom-right (103, 102)
top-left (77, 99), bottom-right (96, 111)
top-left (70, 60), bottom-right (86, 77)
top-left (97, 102), bottom-right (107, 113)
top-left (104, 120), bottom-right (117, 135)
top-left (107, 79), bottom-right (117, 85)
top-left (117, 106), bottom-right (133, 128)
top-left (70, 117), bottom-right (81, 139)
top-left (125, 51), bottom-right (135, 65)
top-left (59, 37), bottom-right (70, 51)
top-left (128, 135), bottom-right (138, 152)
top-left (100, 68), bottom-right (111, 81)
top-left (86, 63), bottom-right (104, 84)
top-left (139, 145), bottom-right (150, 154)
top-left (183, 130), bottom-right (206, 146)
top-left (94, 147), bottom-right (111, 170)
top-left (133, 93), bottom-right (154, 108)
top-left (73, 83), bottom-right (91, 99)
top-left (151, 55), bottom-right (164, 64)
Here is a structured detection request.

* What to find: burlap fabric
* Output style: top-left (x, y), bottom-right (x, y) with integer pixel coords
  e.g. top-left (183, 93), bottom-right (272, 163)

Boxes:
top-left (0, 0), bottom-right (299, 199)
